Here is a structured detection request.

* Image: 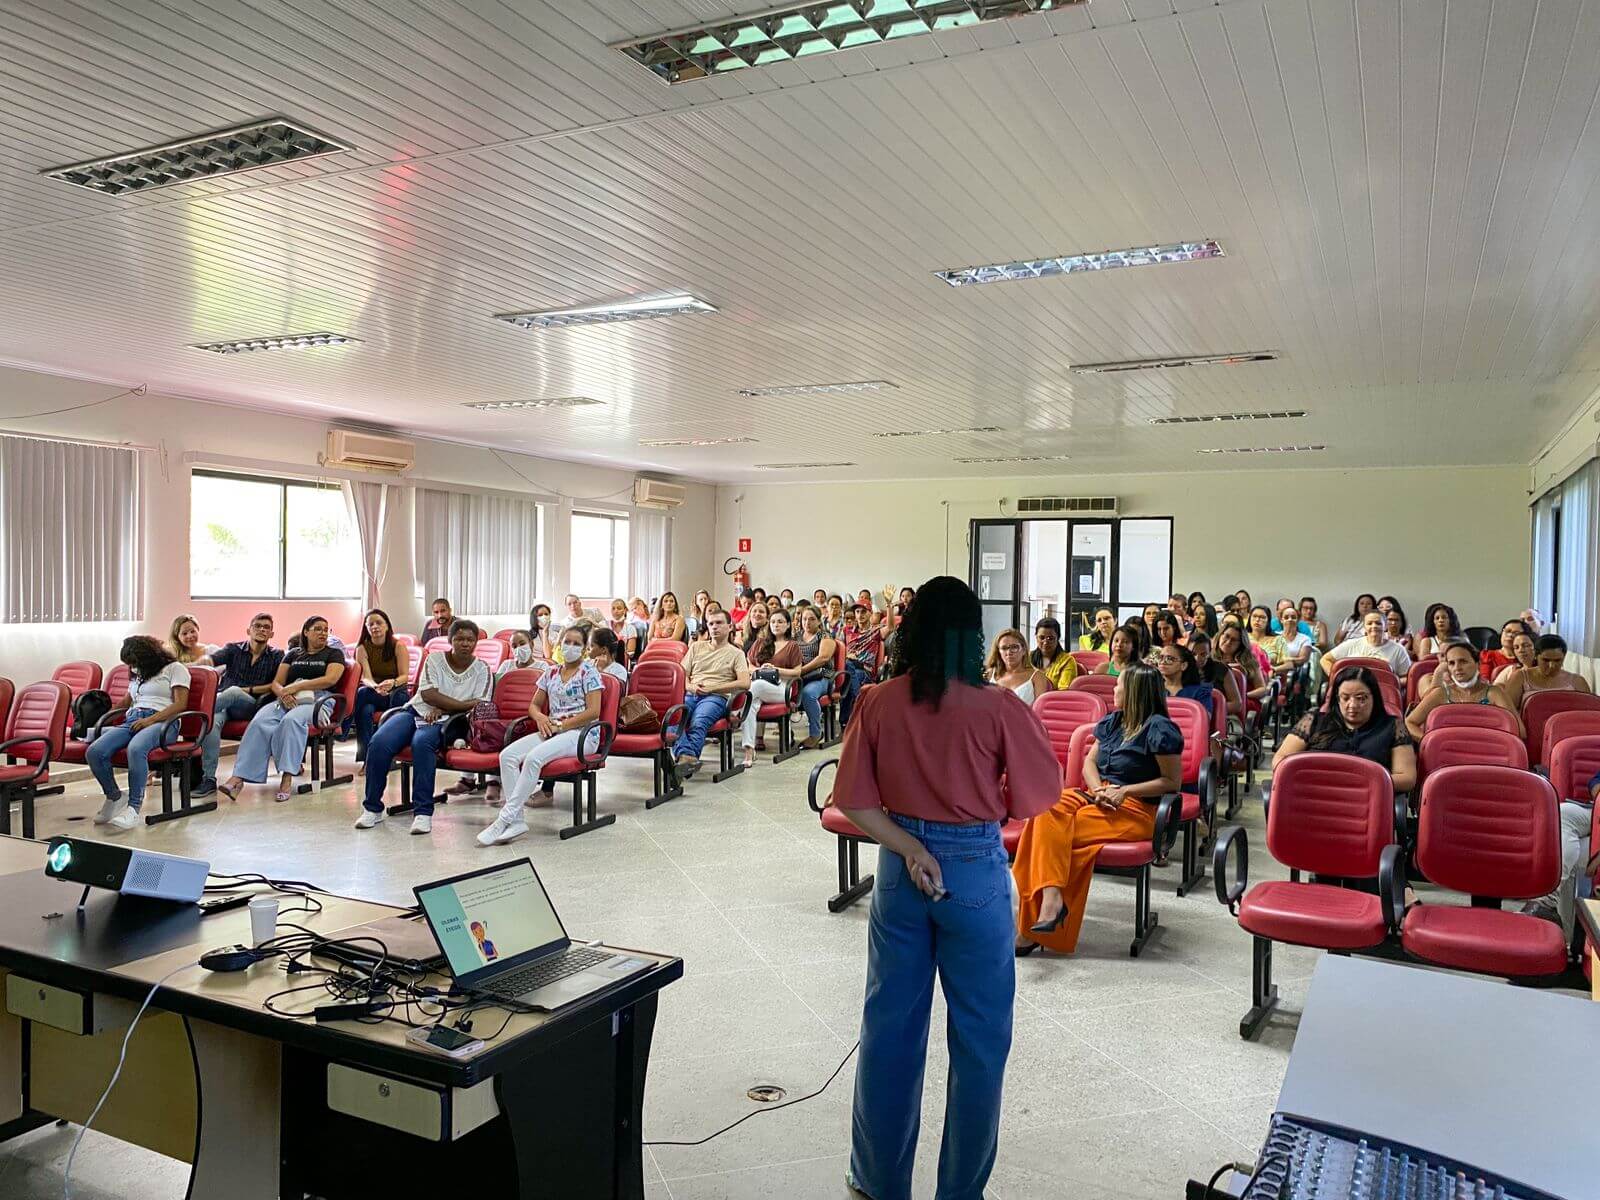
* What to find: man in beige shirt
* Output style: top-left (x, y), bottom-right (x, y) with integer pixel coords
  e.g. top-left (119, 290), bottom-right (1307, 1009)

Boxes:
top-left (675, 609), bottom-right (751, 778)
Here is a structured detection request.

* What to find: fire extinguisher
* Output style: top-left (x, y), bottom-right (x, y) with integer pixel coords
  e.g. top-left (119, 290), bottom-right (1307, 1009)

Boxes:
top-left (723, 556), bottom-right (750, 593)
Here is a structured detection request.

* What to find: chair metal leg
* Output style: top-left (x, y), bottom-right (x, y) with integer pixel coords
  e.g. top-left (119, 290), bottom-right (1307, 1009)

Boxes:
top-left (827, 837), bottom-right (875, 912)
top-left (645, 749), bottom-right (684, 809)
top-left (1129, 864), bottom-right (1163, 957)
top-left (1175, 820), bottom-right (1206, 897)
top-left (560, 772), bottom-right (616, 839)
top-left (1239, 935), bottom-right (1280, 1040)
top-left (145, 760), bottom-right (217, 825)
top-left (711, 730), bottom-right (746, 782)
top-left (818, 702), bottom-right (842, 750)
top-left (318, 730), bottom-right (353, 791)
top-left (772, 713), bottom-right (804, 763)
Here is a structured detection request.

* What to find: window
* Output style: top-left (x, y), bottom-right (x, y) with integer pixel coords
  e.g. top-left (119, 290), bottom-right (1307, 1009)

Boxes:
top-left (414, 488), bottom-right (540, 613)
top-left (571, 512), bottom-right (629, 599)
top-left (190, 471), bottom-right (361, 599)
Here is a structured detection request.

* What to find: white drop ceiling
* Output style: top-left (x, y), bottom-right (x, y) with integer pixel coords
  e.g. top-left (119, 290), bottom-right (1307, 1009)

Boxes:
top-left (3, 0), bottom-right (1600, 483)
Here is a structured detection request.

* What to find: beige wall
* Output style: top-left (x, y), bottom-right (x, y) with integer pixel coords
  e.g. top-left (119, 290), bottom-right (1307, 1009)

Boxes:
top-left (0, 365), bottom-right (714, 686)
top-left (714, 465), bottom-right (1531, 631)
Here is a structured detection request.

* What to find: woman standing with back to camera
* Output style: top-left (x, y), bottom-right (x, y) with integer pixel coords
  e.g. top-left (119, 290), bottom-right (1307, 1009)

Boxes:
top-left (831, 576), bottom-right (1060, 1200)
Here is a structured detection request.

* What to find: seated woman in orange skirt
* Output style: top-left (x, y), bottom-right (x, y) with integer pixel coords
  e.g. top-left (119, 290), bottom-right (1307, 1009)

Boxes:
top-left (1013, 663), bottom-right (1183, 956)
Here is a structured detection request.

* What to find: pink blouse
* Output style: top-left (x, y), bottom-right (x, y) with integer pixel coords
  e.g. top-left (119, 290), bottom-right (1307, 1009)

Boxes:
top-left (833, 676), bottom-right (1062, 824)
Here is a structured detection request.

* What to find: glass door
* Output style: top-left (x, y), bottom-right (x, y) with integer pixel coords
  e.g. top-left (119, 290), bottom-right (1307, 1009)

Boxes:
top-left (1066, 522), bottom-right (1113, 645)
top-left (970, 520), bottom-right (1023, 650)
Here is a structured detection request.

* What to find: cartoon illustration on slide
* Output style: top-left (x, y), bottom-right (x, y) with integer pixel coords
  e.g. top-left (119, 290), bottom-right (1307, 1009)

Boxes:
top-left (470, 920), bottom-right (498, 963)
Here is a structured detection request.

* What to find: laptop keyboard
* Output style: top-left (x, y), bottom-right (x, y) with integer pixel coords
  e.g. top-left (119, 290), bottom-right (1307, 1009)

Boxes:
top-left (487, 946), bottom-right (615, 997)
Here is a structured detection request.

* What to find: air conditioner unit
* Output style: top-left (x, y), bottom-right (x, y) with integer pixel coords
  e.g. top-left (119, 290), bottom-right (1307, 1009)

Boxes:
top-left (633, 478), bottom-right (687, 509)
top-left (1016, 496), bottom-right (1119, 516)
top-left (324, 429), bottom-right (415, 472)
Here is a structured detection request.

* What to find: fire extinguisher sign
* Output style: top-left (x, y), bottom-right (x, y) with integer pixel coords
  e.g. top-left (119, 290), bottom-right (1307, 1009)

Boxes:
top-left (738, 538), bottom-right (751, 553)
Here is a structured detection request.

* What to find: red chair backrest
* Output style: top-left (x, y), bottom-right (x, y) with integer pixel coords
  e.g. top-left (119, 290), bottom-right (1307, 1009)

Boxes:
top-left (1209, 688), bottom-right (1227, 746)
top-left (52, 661), bottom-right (103, 699)
top-left (1422, 703), bottom-right (1520, 737)
top-left (1228, 666), bottom-right (1249, 715)
top-left (1416, 765), bottom-right (1559, 898)
top-left (424, 637), bottom-right (452, 656)
top-left (628, 658), bottom-right (687, 715)
top-left (472, 639), bottom-right (507, 670)
top-left (1070, 650), bottom-right (1108, 673)
top-left (1166, 697), bottom-right (1208, 786)
top-left (1405, 658), bottom-right (1438, 707)
top-left (1417, 728), bottom-right (1527, 785)
top-left (595, 674), bottom-right (623, 751)
top-left (1548, 734), bottom-right (1600, 803)
top-left (1521, 690), bottom-right (1600, 768)
top-left (4, 681), bottom-right (70, 764)
top-left (1540, 709), bottom-right (1600, 770)
top-left (638, 640), bottom-right (688, 663)
top-left (491, 667), bottom-right (541, 720)
top-left (1266, 752), bottom-right (1394, 877)
top-left (1322, 662), bottom-right (1401, 715)
top-left (104, 664), bottom-right (132, 707)
top-left (492, 629), bottom-right (518, 644)
top-left (0, 678), bottom-right (13, 736)
top-left (1068, 675), bottom-right (1118, 707)
top-left (394, 633), bottom-right (418, 648)
top-left (407, 648), bottom-right (426, 688)
top-left (1065, 724), bottom-right (1097, 790)
top-left (1032, 690), bottom-right (1106, 760)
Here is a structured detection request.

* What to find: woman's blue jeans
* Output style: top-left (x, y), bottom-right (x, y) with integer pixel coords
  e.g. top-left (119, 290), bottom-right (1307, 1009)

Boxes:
top-left (799, 677), bottom-right (830, 737)
top-left (851, 814), bottom-right (1014, 1200)
top-left (353, 685), bottom-right (410, 756)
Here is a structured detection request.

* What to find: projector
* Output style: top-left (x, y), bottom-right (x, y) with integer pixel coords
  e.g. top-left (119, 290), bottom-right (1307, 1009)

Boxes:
top-left (44, 836), bottom-right (209, 903)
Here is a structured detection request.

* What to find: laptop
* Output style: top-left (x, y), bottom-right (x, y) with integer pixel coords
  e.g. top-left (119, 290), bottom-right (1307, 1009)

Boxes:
top-left (414, 859), bottom-right (652, 1011)
top-left (317, 915), bottom-right (447, 975)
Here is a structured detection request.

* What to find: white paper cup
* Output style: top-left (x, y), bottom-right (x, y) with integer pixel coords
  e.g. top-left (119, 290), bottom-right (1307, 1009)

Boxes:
top-left (248, 896), bottom-right (279, 946)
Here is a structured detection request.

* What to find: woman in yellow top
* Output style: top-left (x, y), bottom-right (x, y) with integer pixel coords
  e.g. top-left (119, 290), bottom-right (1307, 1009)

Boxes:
top-left (1246, 605), bottom-right (1291, 676)
top-left (1030, 617), bottom-right (1078, 690)
top-left (1077, 607), bottom-right (1117, 653)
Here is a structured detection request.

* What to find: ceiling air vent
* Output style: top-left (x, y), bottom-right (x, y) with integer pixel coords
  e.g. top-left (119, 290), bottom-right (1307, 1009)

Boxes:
top-left (1016, 496), bottom-right (1118, 515)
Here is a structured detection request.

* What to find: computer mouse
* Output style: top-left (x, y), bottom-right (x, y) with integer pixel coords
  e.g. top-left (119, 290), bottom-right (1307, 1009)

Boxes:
top-left (199, 944), bottom-right (267, 972)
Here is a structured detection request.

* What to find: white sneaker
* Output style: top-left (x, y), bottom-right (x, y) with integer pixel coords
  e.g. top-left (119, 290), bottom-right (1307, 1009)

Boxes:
top-left (94, 796), bottom-right (123, 825)
top-left (410, 815), bottom-right (432, 835)
top-left (353, 808), bottom-right (386, 830)
top-left (106, 807), bottom-right (141, 833)
top-left (476, 815), bottom-right (528, 846)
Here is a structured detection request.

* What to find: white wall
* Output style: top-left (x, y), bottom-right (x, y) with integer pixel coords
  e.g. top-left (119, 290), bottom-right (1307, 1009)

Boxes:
top-left (715, 466), bottom-right (1531, 631)
top-left (0, 365), bottom-right (715, 685)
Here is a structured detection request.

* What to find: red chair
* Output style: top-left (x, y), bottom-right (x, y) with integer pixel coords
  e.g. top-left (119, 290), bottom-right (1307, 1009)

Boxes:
top-left (1423, 703), bottom-right (1521, 737)
top-left (814, 640), bottom-right (849, 749)
top-left (610, 659), bottom-right (689, 807)
top-left (1549, 734), bottom-right (1600, 803)
top-left (472, 639), bottom-right (507, 672)
top-left (704, 687), bottom-right (755, 782)
top-left (1070, 650), bottom-right (1108, 674)
top-left (1540, 709), bottom-right (1600, 771)
top-left (1522, 690), bottom-right (1600, 768)
top-left (406, 647), bottom-right (426, 690)
top-left (1395, 765), bottom-right (1567, 980)
top-left (393, 668), bottom-right (543, 815)
top-left (58, 665), bottom-right (131, 765)
top-left (97, 670), bottom-right (220, 825)
top-left (395, 633), bottom-right (418, 649)
top-left (1405, 657), bottom-right (1439, 707)
top-left (0, 679), bottom-right (13, 739)
top-left (1165, 697), bottom-right (1214, 897)
top-left (491, 629), bottom-right (519, 644)
top-left (291, 662), bottom-right (361, 798)
top-left (537, 673), bottom-right (623, 839)
top-left (1068, 674), bottom-right (1118, 707)
top-left (1215, 753), bottom-right (1400, 1039)
top-left (1416, 727), bottom-right (1527, 788)
top-left (51, 660), bottom-right (103, 700)
top-left (1032, 689), bottom-right (1106, 757)
top-left (755, 676), bottom-right (804, 764)
top-left (423, 637), bottom-right (451, 657)
top-left (638, 640), bottom-right (688, 663)
top-left (1322, 659), bottom-right (1401, 715)
top-left (0, 681), bottom-right (70, 838)
top-left (807, 759), bottom-right (876, 913)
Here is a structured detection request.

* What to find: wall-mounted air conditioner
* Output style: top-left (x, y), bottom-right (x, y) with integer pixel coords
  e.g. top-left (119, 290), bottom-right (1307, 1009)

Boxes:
top-left (633, 478), bottom-right (687, 509)
top-left (1017, 496), bottom-right (1118, 516)
top-left (324, 430), bottom-right (416, 472)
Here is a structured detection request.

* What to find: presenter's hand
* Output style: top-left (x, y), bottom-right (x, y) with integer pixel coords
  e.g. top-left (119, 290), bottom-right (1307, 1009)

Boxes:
top-left (905, 843), bottom-right (944, 897)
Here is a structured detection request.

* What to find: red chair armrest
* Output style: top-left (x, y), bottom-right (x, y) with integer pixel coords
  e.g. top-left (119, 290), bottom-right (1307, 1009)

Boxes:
top-left (725, 690), bottom-right (752, 725)
top-left (0, 736), bottom-right (52, 785)
top-left (158, 710), bottom-right (212, 750)
top-left (1378, 843), bottom-right (1405, 931)
top-left (1212, 825), bottom-right (1248, 912)
top-left (576, 719), bottom-right (615, 770)
top-left (1151, 792), bottom-right (1181, 865)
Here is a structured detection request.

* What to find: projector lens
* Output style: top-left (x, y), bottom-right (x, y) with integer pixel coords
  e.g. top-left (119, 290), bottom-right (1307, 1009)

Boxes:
top-left (48, 842), bottom-right (72, 873)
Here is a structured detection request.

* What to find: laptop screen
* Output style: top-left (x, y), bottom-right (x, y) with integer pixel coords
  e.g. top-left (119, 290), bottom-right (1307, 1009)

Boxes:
top-left (415, 860), bottom-right (567, 983)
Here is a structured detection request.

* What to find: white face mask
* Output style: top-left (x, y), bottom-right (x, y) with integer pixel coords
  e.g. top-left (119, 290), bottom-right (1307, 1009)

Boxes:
top-left (513, 644), bottom-right (533, 664)
top-left (536, 615), bottom-right (550, 629)
top-left (561, 643), bottom-right (583, 664)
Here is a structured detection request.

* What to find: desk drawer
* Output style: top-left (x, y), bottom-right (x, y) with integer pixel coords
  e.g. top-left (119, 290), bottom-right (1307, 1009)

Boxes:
top-left (326, 1064), bottom-right (498, 1142)
top-left (4, 975), bottom-right (135, 1036)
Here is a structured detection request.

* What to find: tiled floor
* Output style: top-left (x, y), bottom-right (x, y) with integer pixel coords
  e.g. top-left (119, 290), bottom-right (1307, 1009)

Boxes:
top-left (1, 740), bottom-right (1313, 1199)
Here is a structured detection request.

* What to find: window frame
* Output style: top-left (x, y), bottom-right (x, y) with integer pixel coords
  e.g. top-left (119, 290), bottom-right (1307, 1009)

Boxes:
top-left (189, 468), bottom-right (361, 601)
top-left (570, 509), bottom-right (631, 601)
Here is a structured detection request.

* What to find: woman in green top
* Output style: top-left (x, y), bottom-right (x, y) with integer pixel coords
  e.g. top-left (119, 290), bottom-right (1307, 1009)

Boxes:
top-left (1094, 625), bottom-right (1141, 677)
top-left (1077, 606), bottom-right (1117, 653)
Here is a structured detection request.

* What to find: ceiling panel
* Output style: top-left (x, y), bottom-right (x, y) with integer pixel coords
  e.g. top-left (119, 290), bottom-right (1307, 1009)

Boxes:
top-left (2, 0), bottom-right (1599, 483)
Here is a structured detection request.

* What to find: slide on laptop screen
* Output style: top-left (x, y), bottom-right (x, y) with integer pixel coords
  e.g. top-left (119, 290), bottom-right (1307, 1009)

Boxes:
top-left (420, 863), bottom-right (564, 975)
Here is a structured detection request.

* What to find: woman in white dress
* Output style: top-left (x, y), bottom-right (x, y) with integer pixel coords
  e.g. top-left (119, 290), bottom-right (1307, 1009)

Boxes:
top-left (985, 628), bottom-right (1053, 705)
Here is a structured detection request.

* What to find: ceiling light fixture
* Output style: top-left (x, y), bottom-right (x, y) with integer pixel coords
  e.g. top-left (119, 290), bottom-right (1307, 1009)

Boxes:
top-left (614, 0), bottom-right (1079, 85)
top-left (461, 397), bottom-right (604, 411)
top-left (738, 380), bottom-right (895, 398)
top-left (755, 461), bottom-right (857, 469)
top-left (954, 454), bottom-right (1071, 464)
top-left (44, 119), bottom-right (350, 196)
top-left (494, 293), bottom-right (715, 330)
top-left (1150, 409), bottom-right (1306, 426)
top-left (936, 239), bottom-right (1223, 287)
top-left (1195, 445), bottom-right (1326, 455)
top-left (639, 436), bottom-right (757, 447)
top-left (875, 426), bottom-right (1003, 438)
top-left (192, 332), bottom-right (356, 354)
top-left (1074, 351), bottom-right (1278, 374)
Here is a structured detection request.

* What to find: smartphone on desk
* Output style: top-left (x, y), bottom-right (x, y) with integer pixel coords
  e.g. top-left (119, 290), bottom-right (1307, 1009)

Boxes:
top-left (406, 1024), bottom-right (485, 1059)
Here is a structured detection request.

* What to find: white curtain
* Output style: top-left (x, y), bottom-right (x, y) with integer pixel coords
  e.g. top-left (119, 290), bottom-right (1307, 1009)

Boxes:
top-left (345, 480), bottom-right (390, 611)
top-left (1554, 461), bottom-right (1599, 658)
top-left (1531, 491), bottom-right (1557, 628)
top-left (415, 488), bottom-right (539, 613)
top-left (0, 435), bottom-right (141, 622)
top-left (629, 511), bottom-right (672, 602)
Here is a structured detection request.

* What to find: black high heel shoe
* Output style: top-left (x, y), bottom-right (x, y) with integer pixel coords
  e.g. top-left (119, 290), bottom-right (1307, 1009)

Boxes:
top-left (1029, 905), bottom-right (1068, 935)
top-left (1014, 940), bottom-right (1040, 958)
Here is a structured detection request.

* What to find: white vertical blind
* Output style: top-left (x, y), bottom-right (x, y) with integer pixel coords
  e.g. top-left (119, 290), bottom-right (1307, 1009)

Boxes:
top-left (0, 434), bottom-right (141, 622)
top-left (629, 510), bottom-right (672, 602)
top-left (1530, 491), bottom-right (1556, 629)
top-left (345, 480), bottom-right (390, 611)
top-left (1554, 461), bottom-right (1599, 657)
top-left (414, 488), bottom-right (539, 613)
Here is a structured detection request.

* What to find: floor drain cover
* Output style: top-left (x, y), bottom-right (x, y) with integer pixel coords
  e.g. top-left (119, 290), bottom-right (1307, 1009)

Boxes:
top-left (747, 1085), bottom-right (786, 1103)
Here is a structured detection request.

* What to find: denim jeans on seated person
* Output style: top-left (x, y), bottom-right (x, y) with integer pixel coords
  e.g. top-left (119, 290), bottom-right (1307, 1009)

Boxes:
top-left (200, 686), bottom-right (261, 783)
top-left (839, 662), bottom-right (872, 729)
top-left (361, 710), bottom-right (447, 817)
top-left (353, 684), bottom-right (410, 757)
top-left (675, 693), bottom-right (729, 760)
top-left (86, 708), bottom-right (164, 813)
top-left (851, 814), bottom-right (1013, 1200)
top-left (799, 677), bottom-right (831, 738)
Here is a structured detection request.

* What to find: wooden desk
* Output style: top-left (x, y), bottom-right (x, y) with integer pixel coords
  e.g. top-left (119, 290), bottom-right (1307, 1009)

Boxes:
top-left (1579, 896), bottom-right (1600, 1001)
top-left (0, 835), bottom-right (682, 1199)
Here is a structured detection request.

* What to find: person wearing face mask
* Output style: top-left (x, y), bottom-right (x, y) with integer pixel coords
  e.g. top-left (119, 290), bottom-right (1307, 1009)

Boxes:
top-left (1320, 610), bottom-right (1412, 679)
top-left (498, 630), bottom-right (537, 676)
top-left (1405, 642), bottom-right (1521, 739)
top-left (1273, 668), bottom-right (1417, 793)
top-left (529, 603), bottom-right (556, 663)
top-left (780, 589), bottom-right (796, 610)
top-left (480, 627), bottom-right (604, 846)
top-left (1501, 633), bottom-right (1593, 710)
top-left (351, 608), bottom-right (411, 763)
top-left (985, 628), bottom-right (1053, 704)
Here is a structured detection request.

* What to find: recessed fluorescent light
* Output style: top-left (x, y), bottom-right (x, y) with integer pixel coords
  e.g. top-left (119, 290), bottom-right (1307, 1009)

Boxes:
top-left (614, 0), bottom-right (1084, 85)
top-left (462, 397), bottom-right (604, 411)
top-left (1150, 410), bottom-right (1306, 426)
top-left (875, 426), bottom-right (1003, 439)
top-left (494, 294), bottom-right (714, 330)
top-left (1074, 351), bottom-right (1278, 374)
top-left (639, 436), bottom-right (756, 447)
top-left (936, 240), bottom-right (1223, 287)
top-left (44, 119), bottom-right (350, 196)
top-left (192, 332), bottom-right (356, 354)
top-left (954, 455), bottom-right (1071, 465)
top-left (755, 461), bottom-right (856, 470)
top-left (738, 380), bottom-right (895, 398)
top-left (1195, 445), bottom-right (1326, 455)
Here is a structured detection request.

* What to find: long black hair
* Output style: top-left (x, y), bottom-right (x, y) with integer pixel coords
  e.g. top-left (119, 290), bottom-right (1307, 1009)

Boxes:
top-left (120, 634), bottom-right (175, 681)
top-left (1030, 616), bottom-right (1063, 669)
top-left (587, 625), bottom-right (628, 670)
top-left (1346, 593), bottom-right (1377, 624)
top-left (887, 575), bottom-right (985, 710)
top-left (1305, 667), bottom-right (1391, 749)
top-left (357, 608), bottom-right (394, 648)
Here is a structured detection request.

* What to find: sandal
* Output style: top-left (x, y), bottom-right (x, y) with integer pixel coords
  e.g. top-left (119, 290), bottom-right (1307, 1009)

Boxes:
top-left (217, 779), bottom-right (242, 802)
top-left (275, 789), bottom-right (293, 803)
